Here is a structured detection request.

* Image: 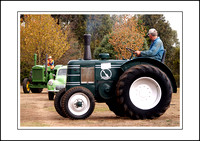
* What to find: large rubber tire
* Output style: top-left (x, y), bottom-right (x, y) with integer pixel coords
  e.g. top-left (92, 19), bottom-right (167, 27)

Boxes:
top-left (30, 88), bottom-right (43, 93)
top-left (23, 78), bottom-right (30, 93)
top-left (116, 64), bottom-right (172, 119)
top-left (61, 86), bottom-right (95, 119)
top-left (48, 92), bottom-right (54, 100)
top-left (106, 98), bottom-right (126, 117)
top-left (54, 88), bottom-right (67, 118)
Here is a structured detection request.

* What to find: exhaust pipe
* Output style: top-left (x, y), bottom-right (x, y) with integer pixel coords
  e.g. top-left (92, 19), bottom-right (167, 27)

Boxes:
top-left (84, 34), bottom-right (92, 60)
top-left (45, 54), bottom-right (48, 76)
top-left (34, 53), bottom-right (37, 66)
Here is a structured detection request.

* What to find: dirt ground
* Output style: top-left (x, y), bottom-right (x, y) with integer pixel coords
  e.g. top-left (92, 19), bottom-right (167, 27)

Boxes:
top-left (20, 87), bottom-right (180, 127)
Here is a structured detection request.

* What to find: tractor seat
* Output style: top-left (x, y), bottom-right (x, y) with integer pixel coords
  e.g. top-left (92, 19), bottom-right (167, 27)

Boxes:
top-left (161, 49), bottom-right (166, 63)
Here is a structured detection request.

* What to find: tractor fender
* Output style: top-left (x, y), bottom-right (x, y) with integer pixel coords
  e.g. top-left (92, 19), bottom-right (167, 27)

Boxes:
top-left (121, 57), bottom-right (177, 93)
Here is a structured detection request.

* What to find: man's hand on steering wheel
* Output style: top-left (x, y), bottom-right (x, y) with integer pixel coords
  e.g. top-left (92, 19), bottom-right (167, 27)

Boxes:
top-left (125, 47), bottom-right (137, 59)
top-left (134, 51), bottom-right (141, 57)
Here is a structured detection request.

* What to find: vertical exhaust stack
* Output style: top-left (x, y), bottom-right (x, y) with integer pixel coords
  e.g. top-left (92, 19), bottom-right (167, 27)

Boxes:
top-left (34, 53), bottom-right (37, 66)
top-left (84, 34), bottom-right (92, 60)
top-left (45, 54), bottom-right (48, 76)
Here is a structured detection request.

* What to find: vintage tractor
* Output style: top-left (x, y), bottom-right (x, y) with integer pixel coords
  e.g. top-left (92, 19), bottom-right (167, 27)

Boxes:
top-left (54, 34), bottom-right (177, 120)
top-left (22, 54), bottom-right (62, 93)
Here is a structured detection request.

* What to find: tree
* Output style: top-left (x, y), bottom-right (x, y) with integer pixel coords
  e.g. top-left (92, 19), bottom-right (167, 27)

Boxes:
top-left (51, 14), bottom-right (113, 58)
top-left (86, 15), bottom-right (113, 56)
top-left (109, 15), bottom-right (147, 59)
top-left (51, 15), bottom-right (87, 45)
top-left (93, 34), bottom-right (117, 59)
top-left (171, 47), bottom-right (180, 87)
top-left (51, 15), bottom-right (87, 60)
top-left (56, 38), bottom-right (81, 65)
top-left (20, 15), bottom-right (70, 82)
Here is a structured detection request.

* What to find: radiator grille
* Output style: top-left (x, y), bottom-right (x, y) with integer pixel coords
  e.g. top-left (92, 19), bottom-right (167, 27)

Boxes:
top-left (32, 69), bottom-right (44, 82)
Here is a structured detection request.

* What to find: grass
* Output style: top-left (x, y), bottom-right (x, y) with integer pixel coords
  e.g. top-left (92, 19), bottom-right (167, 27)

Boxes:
top-left (166, 119), bottom-right (172, 122)
top-left (44, 106), bottom-right (56, 112)
top-left (94, 106), bottom-right (109, 112)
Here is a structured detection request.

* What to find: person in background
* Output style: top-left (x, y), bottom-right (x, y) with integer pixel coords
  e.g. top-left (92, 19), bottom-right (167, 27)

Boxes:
top-left (48, 56), bottom-right (54, 69)
top-left (134, 28), bottom-right (164, 61)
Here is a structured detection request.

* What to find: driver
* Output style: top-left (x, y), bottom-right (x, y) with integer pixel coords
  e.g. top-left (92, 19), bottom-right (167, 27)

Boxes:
top-left (47, 56), bottom-right (54, 69)
top-left (134, 28), bottom-right (164, 61)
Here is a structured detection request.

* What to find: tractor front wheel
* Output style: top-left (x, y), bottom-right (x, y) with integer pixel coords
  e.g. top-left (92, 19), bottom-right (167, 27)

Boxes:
top-left (116, 65), bottom-right (172, 119)
top-left (61, 87), bottom-right (95, 119)
top-left (23, 78), bottom-right (31, 93)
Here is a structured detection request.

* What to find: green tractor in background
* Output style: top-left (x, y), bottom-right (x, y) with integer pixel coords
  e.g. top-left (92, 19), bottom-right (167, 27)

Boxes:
top-left (22, 54), bottom-right (63, 94)
top-left (54, 34), bottom-right (177, 120)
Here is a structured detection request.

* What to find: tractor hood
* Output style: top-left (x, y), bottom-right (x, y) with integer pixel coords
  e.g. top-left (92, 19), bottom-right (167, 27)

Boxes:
top-left (67, 59), bottom-right (127, 67)
top-left (32, 65), bottom-right (45, 69)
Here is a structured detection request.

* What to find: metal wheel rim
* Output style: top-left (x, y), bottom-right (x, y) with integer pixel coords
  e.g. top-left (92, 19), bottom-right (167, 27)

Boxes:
top-left (129, 77), bottom-right (162, 110)
top-left (68, 92), bottom-right (90, 116)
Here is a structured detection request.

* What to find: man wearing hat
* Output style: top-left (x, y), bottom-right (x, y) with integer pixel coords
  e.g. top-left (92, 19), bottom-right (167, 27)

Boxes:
top-left (134, 28), bottom-right (164, 61)
top-left (47, 56), bottom-right (54, 69)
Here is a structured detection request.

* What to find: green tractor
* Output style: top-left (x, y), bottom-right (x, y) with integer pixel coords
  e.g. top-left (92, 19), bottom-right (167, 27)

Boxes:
top-left (54, 34), bottom-right (177, 120)
top-left (22, 54), bottom-right (62, 94)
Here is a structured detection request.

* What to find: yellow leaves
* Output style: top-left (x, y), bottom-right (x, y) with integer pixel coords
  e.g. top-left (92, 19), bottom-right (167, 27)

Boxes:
top-left (109, 16), bottom-right (146, 59)
top-left (20, 15), bottom-right (70, 65)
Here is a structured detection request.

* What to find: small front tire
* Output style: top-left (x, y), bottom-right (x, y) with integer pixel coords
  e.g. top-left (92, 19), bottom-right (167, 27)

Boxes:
top-left (54, 88), bottom-right (67, 118)
top-left (61, 87), bottom-right (95, 119)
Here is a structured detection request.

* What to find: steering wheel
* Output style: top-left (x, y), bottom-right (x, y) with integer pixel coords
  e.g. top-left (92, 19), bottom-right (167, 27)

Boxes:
top-left (126, 47), bottom-right (136, 60)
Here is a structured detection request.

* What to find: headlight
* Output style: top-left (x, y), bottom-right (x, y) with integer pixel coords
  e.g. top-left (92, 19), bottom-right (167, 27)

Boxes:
top-left (48, 79), bottom-right (54, 86)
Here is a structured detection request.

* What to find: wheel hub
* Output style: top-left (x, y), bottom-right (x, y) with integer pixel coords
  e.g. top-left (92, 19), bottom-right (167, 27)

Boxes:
top-left (74, 99), bottom-right (83, 108)
top-left (68, 93), bottom-right (90, 116)
top-left (129, 77), bottom-right (162, 110)
top-left (135, 84), bottom-right (152, 99)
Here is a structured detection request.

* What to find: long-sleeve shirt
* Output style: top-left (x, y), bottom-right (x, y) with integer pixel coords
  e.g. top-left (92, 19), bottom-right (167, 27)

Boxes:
top-left (140, 37), bottom-right (164, 61)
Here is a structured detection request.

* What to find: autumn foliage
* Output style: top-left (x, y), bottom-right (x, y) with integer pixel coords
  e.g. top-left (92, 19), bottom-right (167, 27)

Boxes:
top-left (109, 16), bottom-right (146, 59)
top-left (20, 15), bottom-right (70, 65)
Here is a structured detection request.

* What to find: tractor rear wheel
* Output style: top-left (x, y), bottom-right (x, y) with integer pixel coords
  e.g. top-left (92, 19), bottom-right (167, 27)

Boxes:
top-left (54, 88), bottom-right (67, 118)
top-left (23, 78), bottom-right (31, 93)
top-left (116, 65), bottom-right (172, 119)
top-left (48, 92), bottom-right (54, 100)
top-left (30, 88), bottom-right (43, 93)
top-left (61, 86), bottom-right (95, 119)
